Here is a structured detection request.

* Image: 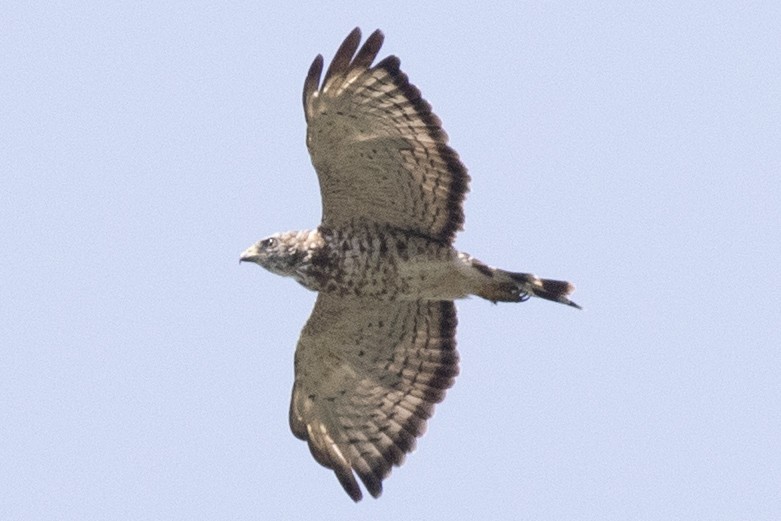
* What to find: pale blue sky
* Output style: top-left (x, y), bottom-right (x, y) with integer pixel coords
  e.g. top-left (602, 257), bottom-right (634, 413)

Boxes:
top-left (3, 2), bottom-right (780, 520)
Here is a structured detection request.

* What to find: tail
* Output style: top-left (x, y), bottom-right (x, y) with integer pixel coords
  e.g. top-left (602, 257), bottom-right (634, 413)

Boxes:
top-left (516, 273), bottom-right (582, 309)
top-left (477, 269), bottom-right (582, 309)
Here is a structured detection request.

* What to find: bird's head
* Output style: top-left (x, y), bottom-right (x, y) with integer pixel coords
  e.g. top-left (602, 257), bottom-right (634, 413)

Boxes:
top-left (240, 230), bottom-right (318, 279)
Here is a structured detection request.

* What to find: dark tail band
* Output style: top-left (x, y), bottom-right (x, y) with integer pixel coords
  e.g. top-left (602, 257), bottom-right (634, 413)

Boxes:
top-left (508, 272), bottom-right (582, 309)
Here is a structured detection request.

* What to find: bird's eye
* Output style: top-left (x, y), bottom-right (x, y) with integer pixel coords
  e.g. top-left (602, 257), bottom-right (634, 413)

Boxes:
top-left (260, 237), bottom-right (277, 249)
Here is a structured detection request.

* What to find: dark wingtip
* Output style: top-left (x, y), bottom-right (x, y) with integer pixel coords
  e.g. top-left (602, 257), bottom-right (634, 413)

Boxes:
top-left (302, 54), bottom-right (324, 121)
top-left (322, 27), bottom-right (362, 88)
top-left (349, 29), bottom-right (384, 72)
top-left (337, 470), bottom-right (363, 502)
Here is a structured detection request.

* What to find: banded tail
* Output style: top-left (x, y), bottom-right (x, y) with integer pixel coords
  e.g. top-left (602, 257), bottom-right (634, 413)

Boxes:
top-left (511, 272), bottom-right (581, 309)
top-left (475, 266), bottom-right (581, 309)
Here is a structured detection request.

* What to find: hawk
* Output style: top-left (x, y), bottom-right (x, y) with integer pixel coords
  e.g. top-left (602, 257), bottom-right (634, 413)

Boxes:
top-left (240, 28), bottom-right (580, 501)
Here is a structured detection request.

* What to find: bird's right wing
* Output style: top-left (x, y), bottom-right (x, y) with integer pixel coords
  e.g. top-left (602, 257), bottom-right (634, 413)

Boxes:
top-left (289, 293), bottom-right (459, 501)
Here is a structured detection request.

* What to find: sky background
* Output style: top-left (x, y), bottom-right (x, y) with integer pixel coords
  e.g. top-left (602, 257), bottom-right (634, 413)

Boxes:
top-left (2, 2), bottom-right (780, 520)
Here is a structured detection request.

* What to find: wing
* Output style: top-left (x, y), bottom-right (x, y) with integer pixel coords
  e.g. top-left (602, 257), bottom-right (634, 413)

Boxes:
top-left (289, 293), bottom-right (459, 501)
top-left (302, 28), bottom-right (470, 245)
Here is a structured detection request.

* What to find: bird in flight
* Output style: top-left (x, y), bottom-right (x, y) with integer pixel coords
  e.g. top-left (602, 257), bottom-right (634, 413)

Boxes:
top-left (241, 28), bottom-right (580, 502)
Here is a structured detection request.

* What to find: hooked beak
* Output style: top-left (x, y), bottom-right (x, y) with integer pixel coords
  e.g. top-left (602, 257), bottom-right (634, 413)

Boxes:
top-left (239, 245), bottom-right (259, 264)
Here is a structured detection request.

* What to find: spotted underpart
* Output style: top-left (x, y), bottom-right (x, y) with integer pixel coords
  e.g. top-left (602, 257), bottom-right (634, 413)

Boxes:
top-left (240, 27), bottom-right (580, 502)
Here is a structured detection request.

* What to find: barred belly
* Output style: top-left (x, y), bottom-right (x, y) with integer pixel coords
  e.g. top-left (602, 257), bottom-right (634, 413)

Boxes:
top-left (301, 224), bottom-right (470, 301)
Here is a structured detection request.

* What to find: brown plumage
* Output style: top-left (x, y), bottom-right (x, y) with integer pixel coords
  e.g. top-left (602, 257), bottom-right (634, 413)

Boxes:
top-left (241, 28), bottom-right (579, 502)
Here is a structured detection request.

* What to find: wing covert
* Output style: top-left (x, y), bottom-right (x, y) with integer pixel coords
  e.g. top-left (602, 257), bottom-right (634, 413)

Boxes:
top-left (289, 293), bottom-right (459, 501)
top-left (303, 28), bottom-right (470, 244)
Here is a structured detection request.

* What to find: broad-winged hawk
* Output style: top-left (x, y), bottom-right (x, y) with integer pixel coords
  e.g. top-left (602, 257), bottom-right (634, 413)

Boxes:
top-left (241, 28), bottom-right (580, 502)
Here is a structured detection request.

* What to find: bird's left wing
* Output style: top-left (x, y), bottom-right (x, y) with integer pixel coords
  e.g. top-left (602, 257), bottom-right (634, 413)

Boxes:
top-left (289, 293), bottom-right (459, 501)
top-left (303, 28), bottom-right (470, 244)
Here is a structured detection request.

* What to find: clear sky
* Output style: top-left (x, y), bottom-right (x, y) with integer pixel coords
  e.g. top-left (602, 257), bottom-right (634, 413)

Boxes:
top-left (3, 2), bottom-right (780, 520)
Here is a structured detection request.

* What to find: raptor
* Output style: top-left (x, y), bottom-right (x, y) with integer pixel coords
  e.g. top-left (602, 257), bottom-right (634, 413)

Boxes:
top-left (241, 28), bottom-right (580, 501)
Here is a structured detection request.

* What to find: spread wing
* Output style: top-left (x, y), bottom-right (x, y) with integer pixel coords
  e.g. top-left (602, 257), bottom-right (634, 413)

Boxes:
top-left (302, 28), bottom-right (470, 245)
top-left (289, 293), bottom-right (459, 501)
